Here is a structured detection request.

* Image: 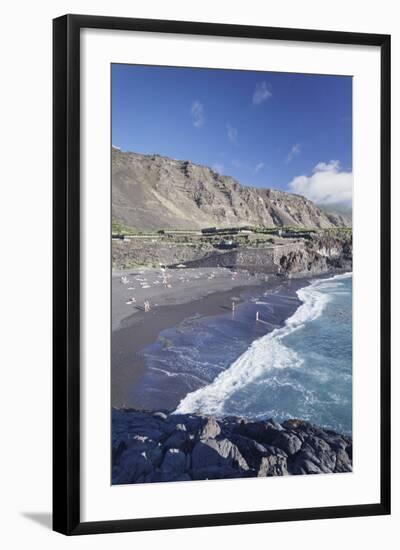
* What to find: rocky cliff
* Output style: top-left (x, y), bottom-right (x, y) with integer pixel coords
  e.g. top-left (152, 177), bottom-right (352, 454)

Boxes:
top-left (112, 148), bottom-right (351, 231)
top-left (112, 408), bottom-right (352, 484)
top-left (112, 230), bottom-right (352, 275)
top-left (276, 231), bottom-right (353, 275)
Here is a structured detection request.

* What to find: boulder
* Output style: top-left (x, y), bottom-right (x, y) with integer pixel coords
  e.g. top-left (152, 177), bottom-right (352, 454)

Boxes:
top-left (289, 458), bottom-right (322, 475)
top-left (200, 417), bottom-right (221, 440)
top-left (233, 420), bottom-right (280, 445)
top-left (148, 444), bottom-right (163, 468)
top-left (288, 448), bottom-right (332, 475)
top-left (191, 438), bottom-right (249, 471)
top-left (258, 453), bottom-right (288, 477)
top-left (230, 434), bottom-right (271, 470)
top-left (113, 449), bottom-right (153, 484)
top-left (163, 429), bottom-right (190, 452)
top-left (301, 439), bottom-right (336, 471)
top-left (112, 409), bottom-right (352, 482)
top-left (172, 414), bottom-right (203, 433)
top-left (160, 448), bottom-right (187, 475)
top-left (282, 418), bottom-right (312, 432)
top-left (153, 411), bottom-right (168, 421)
top-left (334, 448), bottom-right (352, 473)
top-left (324, 434), bottom-right (348, 452)
top-left (272, 431), bottom-right (302, 455)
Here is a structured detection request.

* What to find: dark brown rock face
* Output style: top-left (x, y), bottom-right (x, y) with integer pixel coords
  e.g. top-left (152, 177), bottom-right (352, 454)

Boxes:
top-left (112, 148), bottom-right (351, 231)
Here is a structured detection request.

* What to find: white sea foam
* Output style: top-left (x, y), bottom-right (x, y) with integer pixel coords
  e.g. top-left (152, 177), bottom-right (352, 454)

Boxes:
top-left (174, 273), bottom-right (350, 416)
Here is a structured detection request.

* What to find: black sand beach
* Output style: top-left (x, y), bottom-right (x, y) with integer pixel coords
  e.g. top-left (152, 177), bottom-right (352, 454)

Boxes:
top-left (112, 281), bottom-right (266, 407)
top-left (111, 267), bottom-right (308, 409)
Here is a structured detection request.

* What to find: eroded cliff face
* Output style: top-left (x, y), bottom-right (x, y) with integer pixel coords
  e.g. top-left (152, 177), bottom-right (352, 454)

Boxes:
top-left (112, 231), bottom-right (352, 276)
top-left (178, 232), bottom-right (352, 277)
top-left (112, 148), bottom-right (351, 231)
top-left (112, 408), bottom-right (352, 484)
top-left (276, 232), bottom-right (352, 276)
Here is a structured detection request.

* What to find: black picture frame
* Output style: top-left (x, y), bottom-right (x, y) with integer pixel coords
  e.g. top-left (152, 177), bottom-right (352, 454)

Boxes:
top-left (53, 14), bottom-right (391, 535)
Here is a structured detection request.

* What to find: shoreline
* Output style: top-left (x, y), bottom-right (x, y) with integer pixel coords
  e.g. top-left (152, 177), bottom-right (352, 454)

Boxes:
top-left (112, 266), bottom-right (266, 332)
top-left (112, 281), bottom-right (269, 408)
top-left (111, 268), bottom-right (315, 409)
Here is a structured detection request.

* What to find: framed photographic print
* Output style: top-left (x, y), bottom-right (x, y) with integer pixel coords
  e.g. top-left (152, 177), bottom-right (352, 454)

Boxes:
top-left (53, 14), bottom-right (391, 535)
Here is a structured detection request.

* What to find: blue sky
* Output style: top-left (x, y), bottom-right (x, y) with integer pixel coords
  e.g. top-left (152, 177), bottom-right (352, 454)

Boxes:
top-left (112, 64), bottom-right (352, 205)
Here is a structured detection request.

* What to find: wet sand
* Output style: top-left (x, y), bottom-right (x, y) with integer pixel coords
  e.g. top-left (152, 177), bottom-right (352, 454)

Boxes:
top-left (112, 267), bottom-right (265, 332)
top-left (110, 266), bottom-right (312, 409)
top-left (111, 279), bottom-right (269, 407)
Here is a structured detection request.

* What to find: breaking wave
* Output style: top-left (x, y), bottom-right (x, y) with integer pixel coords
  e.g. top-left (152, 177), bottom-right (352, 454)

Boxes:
top-left (174, 273), bottom-right (351, 416)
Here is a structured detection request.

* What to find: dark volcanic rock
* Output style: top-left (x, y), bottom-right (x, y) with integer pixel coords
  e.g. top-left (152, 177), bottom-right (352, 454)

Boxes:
top-left (258, 451), bottom-right (288, 477)
top-left (200, 417), bottom-right (221, 440)
top-left (160, 448), bottom-right (187, 475)
top-left (271, 431), bottom-right (302, 455)
top-left (334, 448), bottom-right (353, 473)
top-left (229, 434), bottom-right (271, 471)
top-left (112, 148), bottom-right (351, 231)
top-left (233, 420), bottom-right (282, 445)
top-left (112, 409), bottom-right (352, 485)
top-left (113, 447), bottom-right (154, 484)
top-left (192, 438), bottom-right (249, 472)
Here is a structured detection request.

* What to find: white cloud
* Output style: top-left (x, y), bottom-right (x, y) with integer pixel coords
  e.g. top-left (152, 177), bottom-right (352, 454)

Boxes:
top-left (231, 159), bottom-right (243, 168)
top-left (288, 160), bottom-right (353, 205)
top-left (191, 100), bottom-right (204, 128)
top-left (252, 82), bottom-right (272, 105)
top-left (254, 162), bottom-right (265, 173)
top-left (286, 143), bottom-right (301, 163)
top-left (313, 160), bottom-right (340, 172)
top-left (212, 163), bottom-right (224, 174)
top-left (227, 124), bottom-right (238, 143)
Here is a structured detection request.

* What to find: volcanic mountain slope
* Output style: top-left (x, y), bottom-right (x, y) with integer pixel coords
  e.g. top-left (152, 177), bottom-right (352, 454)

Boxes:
top-left (112, 148), bottom-right (351, 231)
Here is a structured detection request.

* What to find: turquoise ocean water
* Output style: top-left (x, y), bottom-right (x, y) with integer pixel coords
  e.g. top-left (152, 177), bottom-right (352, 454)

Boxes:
top-left (136, 273), bottom-right (352, 434)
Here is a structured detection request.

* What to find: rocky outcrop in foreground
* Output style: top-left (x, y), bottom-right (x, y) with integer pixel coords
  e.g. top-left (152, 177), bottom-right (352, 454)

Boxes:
top-left (112, 409), bottom-right (352, 484)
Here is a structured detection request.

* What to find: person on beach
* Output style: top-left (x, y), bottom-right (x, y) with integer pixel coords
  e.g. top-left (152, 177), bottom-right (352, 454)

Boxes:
top-left (144, 300), bottom-right (151, 312)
